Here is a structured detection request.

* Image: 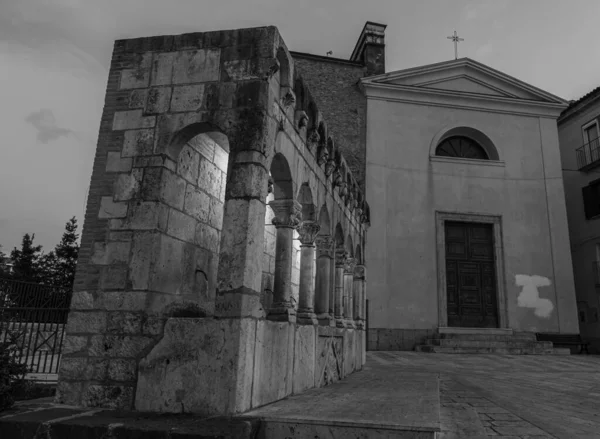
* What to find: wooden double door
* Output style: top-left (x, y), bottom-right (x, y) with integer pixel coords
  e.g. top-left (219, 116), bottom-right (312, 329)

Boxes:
top-left (445, 221), bottom-right (499, 328)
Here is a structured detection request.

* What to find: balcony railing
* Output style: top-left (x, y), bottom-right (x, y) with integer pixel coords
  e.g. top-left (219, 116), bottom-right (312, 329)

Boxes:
top-left (576, 137), bottom-right (600, 170)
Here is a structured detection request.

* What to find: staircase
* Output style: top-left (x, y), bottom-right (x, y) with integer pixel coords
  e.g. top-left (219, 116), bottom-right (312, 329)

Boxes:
top-left (415, 327), bottom-right (571, 355)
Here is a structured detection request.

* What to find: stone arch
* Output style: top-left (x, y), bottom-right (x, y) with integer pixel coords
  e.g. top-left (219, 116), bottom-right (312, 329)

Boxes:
top-left (318, 122), bottom-right (327, 146)
top-left (167, 122), bottom-right (230, 161)
top-left (294, 77), bottom-right (306, 110)
top-left (430, 125), bottom-right (500, 161)
top-left (318, 204), bottom-right (331, 234)
top-left (297, 183), bottom-right (315, 221)
top-left (270, 152), bottom-right (294, 200)
top-left (355, 244), bottom-right (362, 265)
top-left (307, 101), bottom-right (318, 131)
top-left (276, 46), bottom-right (292, 89)
top-left (346, 234), bottom-right (354, 257)
top-left (334, 223), bottom-right (345, 249)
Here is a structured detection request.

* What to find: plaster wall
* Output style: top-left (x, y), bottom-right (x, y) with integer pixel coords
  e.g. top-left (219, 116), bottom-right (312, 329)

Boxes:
top-left (365, 98), bottom-right (578, 340)
top-left (558, 102), bottom-right (600, 352)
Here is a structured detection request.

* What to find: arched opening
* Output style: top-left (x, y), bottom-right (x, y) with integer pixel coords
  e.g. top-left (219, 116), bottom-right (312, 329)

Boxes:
top-left (297, 183), bottom-right (315, 221)
top-left (346, 234), bottom-right (354, 258)
top-left (294, 78), bottom-right (305, 111)
top-left (433, 126), bottom-right (499, 161)
top-left (276, 47), bottom-right (291, 89)
top-left (263, 152), bottom-right (296, 314)
top-left (318, 205), bottom-right (331, 234)
top-left (355, 244), bottom-right (362, 265)
top-left (160, 124), bottom-right (230, 313)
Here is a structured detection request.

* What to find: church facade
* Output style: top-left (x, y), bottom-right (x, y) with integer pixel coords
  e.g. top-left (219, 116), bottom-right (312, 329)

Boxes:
top-left (361, 58), bottom-right (580, 349)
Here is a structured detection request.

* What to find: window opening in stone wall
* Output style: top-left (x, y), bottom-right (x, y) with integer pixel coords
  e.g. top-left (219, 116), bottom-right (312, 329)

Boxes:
top-left (435, 136), bottom-right (489, 160)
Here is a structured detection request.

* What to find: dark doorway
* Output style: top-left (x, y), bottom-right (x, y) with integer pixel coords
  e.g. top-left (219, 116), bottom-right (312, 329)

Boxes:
top-left (445, 221), bottom-right (498, 328)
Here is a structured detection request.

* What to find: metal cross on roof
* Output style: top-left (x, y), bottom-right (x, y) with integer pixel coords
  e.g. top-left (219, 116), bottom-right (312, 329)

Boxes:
top-left (447, 30), bottom-right (464, 60)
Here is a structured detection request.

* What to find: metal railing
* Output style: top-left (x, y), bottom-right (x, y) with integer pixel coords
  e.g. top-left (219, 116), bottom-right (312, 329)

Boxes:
top-left (0, 277), bottom-right (72, 374)
top-left (576, 137), bottom-right (600, 170)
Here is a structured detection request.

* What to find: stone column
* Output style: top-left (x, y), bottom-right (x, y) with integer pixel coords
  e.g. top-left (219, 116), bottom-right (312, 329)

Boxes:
top-left (314, 235), bottom-right (335, 326)
top-left (353, 265), bottom-right (366, 329)
top-left (334, 249), bottom-right (347, 328)
top-left (268, 199), bottom-right (302, 322)
top-left (343, 258), bottom-right (356, 328)
top-left (297, 221), bottom-right (320, 325)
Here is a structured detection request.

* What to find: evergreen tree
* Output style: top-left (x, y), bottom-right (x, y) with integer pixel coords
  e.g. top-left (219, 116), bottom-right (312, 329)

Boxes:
top-left (10, 234), bottom-right (43, 282)
top-left (52, 217), bottom-right (79, 290)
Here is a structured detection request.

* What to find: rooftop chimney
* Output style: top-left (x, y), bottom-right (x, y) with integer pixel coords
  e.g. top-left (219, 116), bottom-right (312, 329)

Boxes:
top-left (350, 21), bottom-right (387, 76)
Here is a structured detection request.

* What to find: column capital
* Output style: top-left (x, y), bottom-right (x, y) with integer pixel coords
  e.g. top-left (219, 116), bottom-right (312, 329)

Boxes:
top-left (315, 235), bottom-right (335, 259)
top-left (270, 199), bottom-right (302, 229)
top-left (344, 257), bottom-right (356, 274)
top-left (335, 249), bottom-right (348, 267)
top-left (297, 221), bottom-right (320, 245)
top-left (354, 264), bottom-right (366, 280)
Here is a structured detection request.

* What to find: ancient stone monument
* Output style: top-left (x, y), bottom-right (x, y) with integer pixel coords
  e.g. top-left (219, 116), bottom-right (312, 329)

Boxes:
top-left (56, 25), bottom-right (369, 416)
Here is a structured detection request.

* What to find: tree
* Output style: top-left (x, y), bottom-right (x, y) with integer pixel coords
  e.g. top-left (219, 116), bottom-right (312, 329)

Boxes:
top-left (52, 217), bottom-right (79, 290)
top-left (9, 234), bottom-right (43, 282)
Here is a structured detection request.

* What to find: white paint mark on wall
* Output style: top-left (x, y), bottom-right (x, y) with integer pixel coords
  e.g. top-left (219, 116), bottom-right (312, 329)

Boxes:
top-left (515, 274), bottom-right (554, 318)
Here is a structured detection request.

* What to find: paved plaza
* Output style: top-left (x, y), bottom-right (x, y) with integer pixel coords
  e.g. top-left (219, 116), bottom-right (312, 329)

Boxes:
top-left (370, 351), bottom-right (600, 438)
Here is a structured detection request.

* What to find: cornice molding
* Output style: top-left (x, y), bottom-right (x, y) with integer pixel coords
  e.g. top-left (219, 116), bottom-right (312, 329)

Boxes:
top-left (361, 82), bottom-right (566, 118)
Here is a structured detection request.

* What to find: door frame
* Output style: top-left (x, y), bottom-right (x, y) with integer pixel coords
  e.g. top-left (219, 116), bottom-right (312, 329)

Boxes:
top-left (435, 211), bottom-right (508, 329)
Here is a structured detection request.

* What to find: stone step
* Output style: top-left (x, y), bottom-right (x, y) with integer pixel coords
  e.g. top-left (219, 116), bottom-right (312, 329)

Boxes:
top-left (415, 345), bottom-right (555, 355)
top-left (436, 333), bottom-right (537, 341)
top-left (437, 327), bottom-right (513, 336)
top-left (257, 418), bottom-right (436, 438)
top-left (427, 339), bottom-right (552, 349)
top-left (551, 348), bottom-right (572, 355)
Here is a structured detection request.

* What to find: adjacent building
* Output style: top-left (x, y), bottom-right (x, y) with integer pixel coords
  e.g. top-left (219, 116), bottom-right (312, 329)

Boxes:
top-left (557, 87), bottom-right (600, 353)
top-left (361, 58), bottom-right (580, 349)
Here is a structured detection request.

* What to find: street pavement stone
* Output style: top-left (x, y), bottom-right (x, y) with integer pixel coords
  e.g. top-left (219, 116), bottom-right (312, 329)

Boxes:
top-left (369, 351), bottom-right (600, 439)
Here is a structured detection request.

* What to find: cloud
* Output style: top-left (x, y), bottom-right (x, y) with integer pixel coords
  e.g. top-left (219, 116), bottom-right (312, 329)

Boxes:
top-left (24, 109), bottom-right (73, 144)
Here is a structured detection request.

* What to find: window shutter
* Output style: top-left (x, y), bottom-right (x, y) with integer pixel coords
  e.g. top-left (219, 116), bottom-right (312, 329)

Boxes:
top-left (583, 184), bottom-right (600, 219)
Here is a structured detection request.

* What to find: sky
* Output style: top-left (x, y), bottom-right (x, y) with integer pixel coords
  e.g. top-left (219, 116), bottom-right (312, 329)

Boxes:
top-left (1, 0), bottom-right (599, 254)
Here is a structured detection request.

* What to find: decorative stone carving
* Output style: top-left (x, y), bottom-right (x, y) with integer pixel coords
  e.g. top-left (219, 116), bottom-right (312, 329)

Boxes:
top-left (267, 176), bottom-right (274, 194)
top-left (344, 257), bottom-right (356, 275)
top-left (315, 235), bottom-right (335, 259)
top-left (281, 87), bottom-right (296, 109)
top-left (333, 169), bottom-right (343, 187)
top-left (263, 60), bottom-right (279, 81)
top-left (270, 199), bottom-right (302, 229)
top-left (335, 249), bottom-right (348, 267)
top-left (297, 221), bottom-right (321, 245)
top-left (319, 336), bottom-right (343, 386)
top-left (354, 264), bottom-right (366, 279)
top-left (325, 159), bottom-right (336, 177)
top-left (307, 129), bottom-right (320, 151)
top-left (339, 182), bottom-right (348, 199)
top-left (317, 144), bottom-right (329, 166)
top-left (295, 110), bottom-right (308, 129)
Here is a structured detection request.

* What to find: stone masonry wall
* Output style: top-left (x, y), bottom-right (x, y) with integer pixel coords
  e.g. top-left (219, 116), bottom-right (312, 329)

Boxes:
top-left (292, 54), bottom-right (367, 189)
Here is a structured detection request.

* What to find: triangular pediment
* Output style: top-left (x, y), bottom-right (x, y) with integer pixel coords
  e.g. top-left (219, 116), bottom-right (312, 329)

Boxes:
top-left (361, 58), bottom-right (566, 104)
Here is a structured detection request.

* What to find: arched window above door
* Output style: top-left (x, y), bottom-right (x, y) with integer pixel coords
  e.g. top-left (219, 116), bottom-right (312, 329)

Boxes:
top-left (435, 136), bottom-right (489, 160)
top-left (431, 126), bottom-right (500, 162)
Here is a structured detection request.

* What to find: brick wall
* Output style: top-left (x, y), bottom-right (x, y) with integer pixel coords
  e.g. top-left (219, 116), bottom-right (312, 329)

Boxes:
top-left (292, 54), bottom-right (367, 189)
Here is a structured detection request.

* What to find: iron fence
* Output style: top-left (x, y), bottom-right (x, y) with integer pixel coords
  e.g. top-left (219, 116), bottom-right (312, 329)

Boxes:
top-left (576, 137), bottom-right (600, 170)
top-left (0, 277), bottom-right (72, 374)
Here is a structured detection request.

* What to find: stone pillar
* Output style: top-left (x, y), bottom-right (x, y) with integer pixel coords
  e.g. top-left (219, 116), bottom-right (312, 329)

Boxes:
top-left (315, 235), bottom-right (335, 326)
top-left (343, 258), bottom-right (356, 328)
top-left (297, 221), bottom-right (320, 325)
top-left (354, 265), bottom-right (366, 329)
top-left (268, 199), bottom-right (302, 322)
top-left (334, 249), bottom-right (347, 328)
